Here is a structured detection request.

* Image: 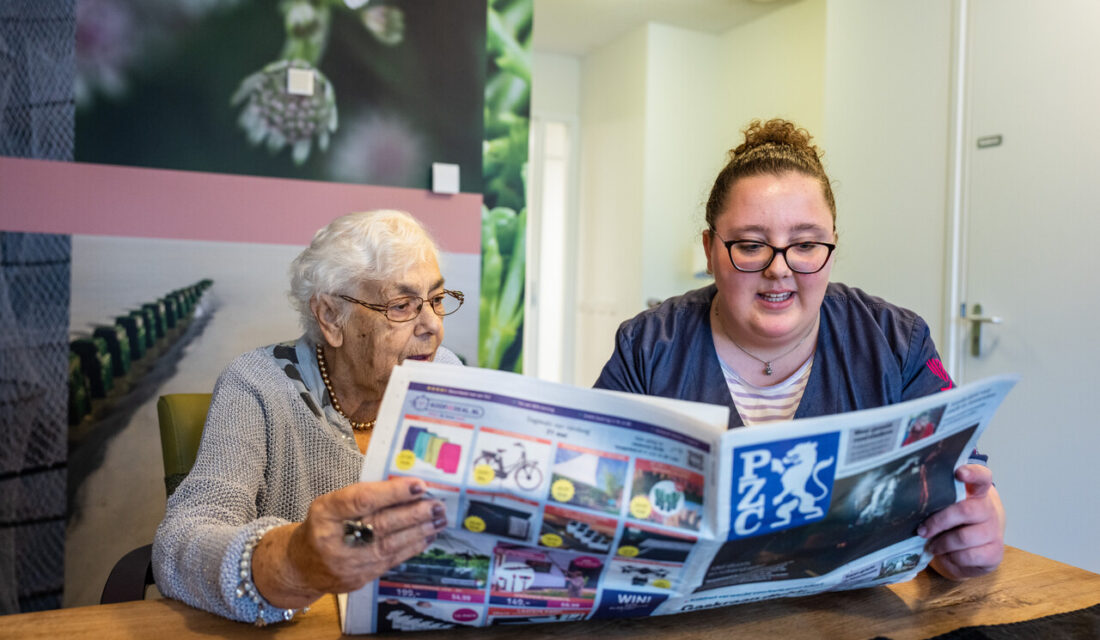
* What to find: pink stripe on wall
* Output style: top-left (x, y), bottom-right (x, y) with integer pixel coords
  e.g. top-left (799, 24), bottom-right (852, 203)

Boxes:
top-left (0, 157), bottom-right (482, 253)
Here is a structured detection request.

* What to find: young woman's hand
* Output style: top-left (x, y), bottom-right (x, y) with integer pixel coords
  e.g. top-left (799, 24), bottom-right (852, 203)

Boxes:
top-left (919, 464), bottom-right (1005, 580)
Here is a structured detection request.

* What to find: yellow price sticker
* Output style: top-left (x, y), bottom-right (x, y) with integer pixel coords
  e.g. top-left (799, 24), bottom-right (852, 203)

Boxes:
top-left (551, 478), bottom-right (575, 502)
top-left (540, 533), bottom-right (563, 548)
top-left (464, 516), bottom-right (486, 533)
top-left (472, 464), bottom-right (496, 485)
top-left (394, 450), bottom-right (416, 471)
top-left (617, 545), bottom-right (639, 558)
top-left (652, 579), bottom-right (671, 589)
top-left (630, 495), bottom-right (652, 519)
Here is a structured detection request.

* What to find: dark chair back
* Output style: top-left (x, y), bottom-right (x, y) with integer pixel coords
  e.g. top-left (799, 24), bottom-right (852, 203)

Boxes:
top-left (100, 393), bottom-right (211, 604)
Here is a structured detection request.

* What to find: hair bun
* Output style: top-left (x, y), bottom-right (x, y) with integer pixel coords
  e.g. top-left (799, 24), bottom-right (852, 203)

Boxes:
top-left (734, 118), bottom-right (820, 159)
top-left (704, 117), bottom-right (836, 230)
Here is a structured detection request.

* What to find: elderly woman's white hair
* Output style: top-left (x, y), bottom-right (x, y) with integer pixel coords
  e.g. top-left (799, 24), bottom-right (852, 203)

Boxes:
top-left (289, 210), bottom-right (440, 341)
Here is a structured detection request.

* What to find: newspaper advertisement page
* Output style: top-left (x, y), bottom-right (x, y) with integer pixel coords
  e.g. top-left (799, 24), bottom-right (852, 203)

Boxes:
top-left (339, 363), bottom-right (1016, 633)
top-left (670, 374), bottom-right (1018, 614)
top-left (341, 361), bottom-right (729, 634)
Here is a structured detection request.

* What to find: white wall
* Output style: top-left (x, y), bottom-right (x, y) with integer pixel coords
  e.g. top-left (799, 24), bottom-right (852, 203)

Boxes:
top-left (530, 52), bottom-right (582, 384)
top-left (532, 52), bottom-right (581, 118)
top-left (822, 1), bottom-right (954, 345)
top-left (717, 0), bottom-right (826, 149)
top-left (573, 26), bottom-right (648, 385)
top-left (641, 24), bottom-right (721, 305)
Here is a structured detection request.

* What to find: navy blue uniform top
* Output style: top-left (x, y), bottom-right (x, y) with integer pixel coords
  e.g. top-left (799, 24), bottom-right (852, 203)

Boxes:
top-left (595, 282), bottom-right (956, 432)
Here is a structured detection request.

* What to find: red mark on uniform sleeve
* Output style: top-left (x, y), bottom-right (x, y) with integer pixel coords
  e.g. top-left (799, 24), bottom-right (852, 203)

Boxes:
top-left (926, 358), bottom-right (955, 391)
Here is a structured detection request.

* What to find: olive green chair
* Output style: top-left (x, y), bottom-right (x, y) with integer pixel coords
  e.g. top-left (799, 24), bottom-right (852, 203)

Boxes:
top-left (156, 393), bottom-right (212, 497)
top-left (100, 392), bottom-right (212, 604)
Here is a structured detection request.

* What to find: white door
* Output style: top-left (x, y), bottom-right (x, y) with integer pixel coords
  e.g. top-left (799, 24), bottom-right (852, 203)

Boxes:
top-left (958, 0), bottom-right (1100, 572)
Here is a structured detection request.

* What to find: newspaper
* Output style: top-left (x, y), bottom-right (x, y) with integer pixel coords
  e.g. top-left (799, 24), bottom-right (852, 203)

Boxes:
top-left (339, 362), bottom-right (1017, 633)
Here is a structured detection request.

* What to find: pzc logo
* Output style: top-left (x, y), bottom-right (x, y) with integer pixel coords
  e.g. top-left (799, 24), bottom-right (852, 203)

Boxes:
top-left (729, 433), bottom-right (839, 540)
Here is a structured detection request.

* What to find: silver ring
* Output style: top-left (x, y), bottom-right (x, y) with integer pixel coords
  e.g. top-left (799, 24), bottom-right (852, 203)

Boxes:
top-left (342, 519), bottom-right (375, 547)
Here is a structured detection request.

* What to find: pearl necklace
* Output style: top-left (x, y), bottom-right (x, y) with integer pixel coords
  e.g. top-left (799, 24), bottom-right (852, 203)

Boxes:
top-left (716, 307), bottom-right (818, 376)
top-left (315, 343), bottom-right (376, 432)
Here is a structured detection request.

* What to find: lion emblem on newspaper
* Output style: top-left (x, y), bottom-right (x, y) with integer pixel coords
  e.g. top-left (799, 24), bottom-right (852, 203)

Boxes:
top-left (730, 433), bottom-right (840, 540)
top-left (771, 442), bottom-right (835, 526)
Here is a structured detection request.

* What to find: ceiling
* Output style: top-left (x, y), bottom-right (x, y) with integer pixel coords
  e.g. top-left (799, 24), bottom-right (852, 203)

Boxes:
top-left (532, 0), bottom-right (797, 56)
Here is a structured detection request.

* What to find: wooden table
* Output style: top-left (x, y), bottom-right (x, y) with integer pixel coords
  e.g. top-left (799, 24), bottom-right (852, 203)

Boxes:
top-left (7, 547), bottom-right (1098, 639)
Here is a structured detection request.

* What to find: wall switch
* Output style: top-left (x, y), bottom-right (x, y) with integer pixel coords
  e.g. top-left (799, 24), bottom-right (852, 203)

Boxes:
top-left (432, 163), bottom-right (460, 194)
top-left (287, 68), bottom-right (314, 96)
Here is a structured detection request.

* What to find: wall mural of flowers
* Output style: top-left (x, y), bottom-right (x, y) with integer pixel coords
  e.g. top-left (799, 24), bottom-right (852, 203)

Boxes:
top-left (478, 0), bottom-right (531, 372)
top-left (230, 0), bottom-right (410, 165)
top-left (75, 0), bottom-right (485, 192)
top-left (74, 0), bottom-right (532, 373)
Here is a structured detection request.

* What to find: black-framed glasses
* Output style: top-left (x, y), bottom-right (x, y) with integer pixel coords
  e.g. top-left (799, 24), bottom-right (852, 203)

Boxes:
top-left (340, 290), bottom-right (465, 322)
top-left (712, 231), bottom-right (836, 274)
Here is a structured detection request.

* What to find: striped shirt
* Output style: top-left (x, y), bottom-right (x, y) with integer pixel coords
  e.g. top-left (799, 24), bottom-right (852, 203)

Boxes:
top-left (717, 354), bottom-right (814, 426)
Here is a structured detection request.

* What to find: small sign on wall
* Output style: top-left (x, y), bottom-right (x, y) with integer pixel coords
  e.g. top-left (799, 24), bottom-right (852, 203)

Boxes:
top-left (432, 162), bottom-right (460, 194)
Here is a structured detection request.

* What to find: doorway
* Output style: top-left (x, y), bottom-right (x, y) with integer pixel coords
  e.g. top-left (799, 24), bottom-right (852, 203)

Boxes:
top-left (954, 0), bottom-right (1100, 572)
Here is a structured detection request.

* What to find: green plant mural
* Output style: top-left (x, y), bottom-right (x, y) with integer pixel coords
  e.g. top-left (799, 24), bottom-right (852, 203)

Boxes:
top-left (480, 0), bottom-right (531, 371)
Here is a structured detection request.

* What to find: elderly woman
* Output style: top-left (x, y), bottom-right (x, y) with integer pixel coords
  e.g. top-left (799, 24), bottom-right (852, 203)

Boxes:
top-left (153, 210), bottom-right (464, 624)
top-left (595, 119), bottom-right (1005, 581)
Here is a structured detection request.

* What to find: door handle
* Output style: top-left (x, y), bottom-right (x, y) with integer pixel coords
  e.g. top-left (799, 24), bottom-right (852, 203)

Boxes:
top-left (965, 303), bottom-right (1003, 357)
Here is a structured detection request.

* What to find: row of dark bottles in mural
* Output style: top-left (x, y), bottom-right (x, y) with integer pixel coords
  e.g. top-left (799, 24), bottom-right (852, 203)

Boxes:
top-left (68, 280), bottom-right (214, 429)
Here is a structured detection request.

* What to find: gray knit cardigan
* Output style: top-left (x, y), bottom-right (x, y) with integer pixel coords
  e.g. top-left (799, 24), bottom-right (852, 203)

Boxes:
top-left (151, 337), bottom-right (460, 623)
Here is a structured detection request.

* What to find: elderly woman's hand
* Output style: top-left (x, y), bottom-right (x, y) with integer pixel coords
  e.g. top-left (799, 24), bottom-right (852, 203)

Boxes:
top-left (252, 477), bottom-right (446, 608)
top-left (918, 464), bottom-right (1005, 580)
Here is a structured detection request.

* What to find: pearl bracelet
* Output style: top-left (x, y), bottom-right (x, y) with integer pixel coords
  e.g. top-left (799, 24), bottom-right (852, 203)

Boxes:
top-left (236, 523), bottom-right (307, 627)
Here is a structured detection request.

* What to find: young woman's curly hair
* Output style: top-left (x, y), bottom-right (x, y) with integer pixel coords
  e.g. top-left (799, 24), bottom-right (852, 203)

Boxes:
top-left (705, 118), bottom-right (836, 230)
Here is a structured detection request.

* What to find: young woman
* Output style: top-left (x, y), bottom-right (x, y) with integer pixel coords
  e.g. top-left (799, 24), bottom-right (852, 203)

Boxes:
top-left (595, 119), bottom-right (1004, 581)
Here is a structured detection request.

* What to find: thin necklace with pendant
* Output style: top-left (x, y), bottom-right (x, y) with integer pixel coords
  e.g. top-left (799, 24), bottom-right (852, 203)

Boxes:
top-left (716, 306), bottom-right (818, 376)
top-left (315, 343), bottom-right (376, 432)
